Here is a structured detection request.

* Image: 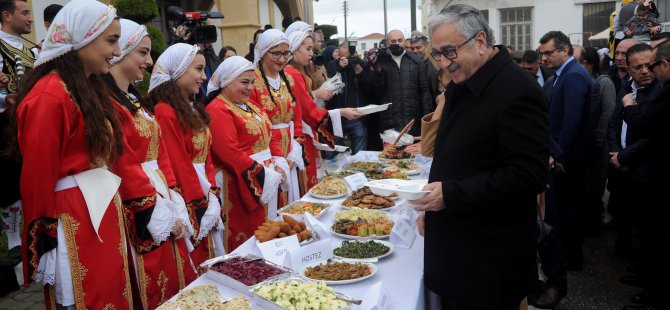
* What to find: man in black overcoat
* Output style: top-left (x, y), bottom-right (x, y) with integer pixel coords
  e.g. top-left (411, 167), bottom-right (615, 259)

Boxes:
top-left (410, 4), bottom-right (549, 310)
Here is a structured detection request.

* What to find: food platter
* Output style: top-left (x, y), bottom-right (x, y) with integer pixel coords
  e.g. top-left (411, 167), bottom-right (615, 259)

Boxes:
top-left (278, 201), bottom-right (331, 220)
top-left (309, 176), bottom-right (348, 199)
top-left (309, 191), bottom-right (348, 200)
top-left (383, 159), bottom-right (422, 176)
top-left (331, 230), bottom-right (389, 240)
top-left (333, 239), bottom-right (395, 261)
top-left (340, 187), bottom-right (397, 211)
top-left (299, 260), bottom-right (378, 285)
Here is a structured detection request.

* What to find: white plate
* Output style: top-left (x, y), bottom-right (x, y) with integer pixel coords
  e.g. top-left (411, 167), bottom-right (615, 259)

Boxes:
top-left (313, 142), bottom-right (349, 152)
top-left (299, 261), bottom-right (378, 285)
top-left (357, 103), bottom-right (391, 115)
top-left (364, 179), bottom-right (430, 200)
top-left (278, 201), bottom-right (330, 220)
top-left (309, 191), bottom-right (348, 200)
top-left (333, 239), bottom-right (395, 261)
top-left (331, 230), bottom-right (389, 240)
top-left (383, 166), bottom-right (421, 176)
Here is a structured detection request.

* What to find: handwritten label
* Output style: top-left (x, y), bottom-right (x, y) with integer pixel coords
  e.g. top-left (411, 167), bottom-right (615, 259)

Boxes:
top-left (257, 234), bottom-right (300, 266)
top-left (390, 218), bottom-right (416, 249)
top-left (360, 282), bottom-right (390, 310)
top-left (304, 212), bottom-right (332, 239)
top-left (344, 172), bottom-right (368, 191)
top-left (284, 239), bottom-right (332, 270)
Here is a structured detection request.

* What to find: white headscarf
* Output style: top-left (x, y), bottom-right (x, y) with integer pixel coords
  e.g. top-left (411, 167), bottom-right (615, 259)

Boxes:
top-left (111, 19), bottom-right (148, 65)
top-left (148, 43), bottom-right (199, 93)
top-left (206, 56), bottom-right (255, 96)
top-left (284, 21), bottom-right (312, 37)
top-left (287, 30), bottom-right (310, 53)
top-left (253, 29), bottom-right (289, 66)
top-left (36, 0), bottom-right (117, 67)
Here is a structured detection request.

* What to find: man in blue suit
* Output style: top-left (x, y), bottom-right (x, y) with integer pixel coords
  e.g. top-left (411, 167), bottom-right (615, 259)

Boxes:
top-left (533, 31), bottom-right (598, 309)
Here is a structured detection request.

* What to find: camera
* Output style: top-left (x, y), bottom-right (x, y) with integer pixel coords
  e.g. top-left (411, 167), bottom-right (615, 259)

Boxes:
top-left (376, 41), bottom-right (389, 56)
top-left (167, 6), bottom-right (224, 44)
top-left (348, 40), bottom-right (357, 56)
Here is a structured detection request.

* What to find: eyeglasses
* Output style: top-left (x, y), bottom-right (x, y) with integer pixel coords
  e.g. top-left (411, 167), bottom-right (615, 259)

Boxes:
top-left (538, 47), bottom-right (563, 58)
top-left (430, 31), bottom-right (480, 61)
top-left (629, 63), bottom-right (652, 72)
top-left (267, 50), bottom-right (292, 60)
top-left (649, 58), bottom-right (668, 71)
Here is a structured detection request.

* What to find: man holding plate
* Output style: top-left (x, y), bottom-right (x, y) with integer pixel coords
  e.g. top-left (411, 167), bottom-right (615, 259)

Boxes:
top-left (410, 4), bottom-right (549, 310)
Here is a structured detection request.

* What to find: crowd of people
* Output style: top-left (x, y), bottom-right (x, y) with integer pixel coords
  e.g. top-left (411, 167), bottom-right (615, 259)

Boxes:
top-left (0, 0), bottom-right (668, 309)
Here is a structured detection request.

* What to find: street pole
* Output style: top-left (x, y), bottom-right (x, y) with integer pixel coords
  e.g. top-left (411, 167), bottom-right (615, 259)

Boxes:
top-left (410, 0), bottom-right (416, 32)
top-left (343, 1), bottom-right (349, 41)
top-left (383, 0), bottom-right (388, 38)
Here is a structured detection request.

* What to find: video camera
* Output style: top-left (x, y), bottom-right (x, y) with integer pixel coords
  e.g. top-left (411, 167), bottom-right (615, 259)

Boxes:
top-left (167, 6), bottom-right (224, 44)
top-left (346, 41), bottom-right (360, 66)
top-left (375, 41), bottom-right (389, 57)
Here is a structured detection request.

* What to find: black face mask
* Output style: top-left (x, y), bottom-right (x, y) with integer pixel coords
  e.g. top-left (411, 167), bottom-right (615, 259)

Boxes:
top-left (389, 43), bottom-right (404, 56)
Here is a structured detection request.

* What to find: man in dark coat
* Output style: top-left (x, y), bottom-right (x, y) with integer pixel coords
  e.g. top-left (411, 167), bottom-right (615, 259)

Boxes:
top-left (410, 4), bottom-right (549, 309)
top-left (535, 30), bottom-right (600, 308)
top-left (371, 29), bottom-right (434, 137)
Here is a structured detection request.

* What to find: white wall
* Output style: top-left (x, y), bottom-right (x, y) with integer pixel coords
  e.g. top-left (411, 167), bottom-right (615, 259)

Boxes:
top-left (32, 0), bottom-right (70, 43)
top-left (423, 0), bottom-right (588, 47)
top-left (259, 0), bottom-right (270, 28)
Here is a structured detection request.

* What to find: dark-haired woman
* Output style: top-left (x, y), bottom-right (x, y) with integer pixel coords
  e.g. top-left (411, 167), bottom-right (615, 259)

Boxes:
top-left (248, 29), bottom-right (302, 207)
top-left (105, 19), bottom-right (197, 309)
top-left (205, 56), bottom-right (284, 251)
top-left (11, 1), bottom-right (134, 308)
top-left (285, 30), bottom-right (363, 192)
top-left (149, 43), bottom-right (225, 268)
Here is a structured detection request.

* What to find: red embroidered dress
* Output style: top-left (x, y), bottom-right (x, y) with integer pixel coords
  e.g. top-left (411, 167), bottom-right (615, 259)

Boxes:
top-left (249, 68), bottom-right (303, 205)
top-left (284, 65), bottom-right (337, 193)
top-left (113, 101), bottom-right (198, 309)
top-left (18, 73), bottom-right (134, 309)
top-left (207, 95), bottom-right (275, 251)
top-left (154, 102), bottom-right (221, 267)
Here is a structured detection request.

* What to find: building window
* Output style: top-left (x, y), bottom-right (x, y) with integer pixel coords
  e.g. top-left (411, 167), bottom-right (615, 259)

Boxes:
top-left (499, 7), bottom-right (533, 51)
top-left (362, 42), bottom-right (367, 50)
top-left (582, 2), bottom-right (616, 48)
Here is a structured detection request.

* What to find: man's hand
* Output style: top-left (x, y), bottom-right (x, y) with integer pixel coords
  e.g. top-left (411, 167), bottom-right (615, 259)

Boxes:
top-left (609, 152), bottom-right (623, 169)
top-left (171, 219), bottom-right (186, 239)
top-left (622, 93), bottom-right (636, 107)
top-left (417, 211), bottom-right (425, 236)
top-left (409, 182), bottom-right (444, 212)
top-left (0, 73), bottom-right (9, 89)
top-left (338, 57), bottom-right (349, 68)
top-left (172, 25), bottom-right (191, 41)
top-left (340, 108), bottom-right (363, 120)
top-left (354, 64), bottom-right (363, 75)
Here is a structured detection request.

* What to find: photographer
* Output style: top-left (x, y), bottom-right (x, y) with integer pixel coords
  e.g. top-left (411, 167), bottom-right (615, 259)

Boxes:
top-left (325, 41), bottom-right (373, 156)
top-left (370, 29), bottom-right (433, 138)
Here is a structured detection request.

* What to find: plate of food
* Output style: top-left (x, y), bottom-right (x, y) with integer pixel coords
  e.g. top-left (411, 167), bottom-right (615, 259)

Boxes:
top-left (157, 284), bottom-right (251, 310)
top-left (383, 159), bottom-right (422, 176)
top-left (333, 239), bottom-right (394, 261)
top-left (251, 277), bottom-right (355, 309)
top-left (364, 179), bottom-right (430, 200)
top-left (331, 208), bottom-right (394, 239)
top-left (202, 254), bottom-right (291, 294)
top-left (254, 215), bottom-right (315, 245)
top-left (309, 176), bottom-right (348, 199)
top-left (341, 187), bottom-right (397, 211)
top-left (379, 145), bottom-right (412, 159)
top-left (299, 260), bottom-right (377, 285)
top-left (344, 162), bottom-right (409, 180)
top-left (278, 201), bottom-right (330, 220)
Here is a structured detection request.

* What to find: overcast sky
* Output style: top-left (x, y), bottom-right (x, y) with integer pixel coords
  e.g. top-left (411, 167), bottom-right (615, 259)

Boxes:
top-left (313, 0), bottom-right (422, 39)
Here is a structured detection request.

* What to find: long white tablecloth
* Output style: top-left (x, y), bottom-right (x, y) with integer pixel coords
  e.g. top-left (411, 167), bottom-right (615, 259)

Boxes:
top-left (175, 151), bottom-right (431, 309)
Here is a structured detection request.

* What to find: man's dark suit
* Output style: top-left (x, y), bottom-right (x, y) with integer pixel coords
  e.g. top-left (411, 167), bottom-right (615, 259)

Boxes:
top-left (543, 58), bottom-right (597, 292)
top-left (426, 47), bottom-right (549, 308)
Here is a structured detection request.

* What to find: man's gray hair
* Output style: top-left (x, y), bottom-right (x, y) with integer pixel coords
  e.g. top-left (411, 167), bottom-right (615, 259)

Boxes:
top-left (428, 4), bottom-right (494, 48)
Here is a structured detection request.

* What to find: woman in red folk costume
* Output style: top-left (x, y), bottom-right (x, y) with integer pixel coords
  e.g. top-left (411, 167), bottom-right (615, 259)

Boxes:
top-left (285, 29), bottom-right (364, 192)
top-left (205, 56), bottom-right (285, 251)
top-left (104, 19), bottom-right (197, 309)
top-left (248, 29), bottom-right (300, 207)
top-left (10, 1), bottom-right (135, 308)
top-left (149, 43), bottom-right (225, 268)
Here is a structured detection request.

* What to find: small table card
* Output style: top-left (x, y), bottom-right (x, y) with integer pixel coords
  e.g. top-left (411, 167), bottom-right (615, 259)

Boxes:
top-left (283, 239), bottom-right (332, 271)
top-left (304, 212), bottom-right (332, 239)
top-left (389, 217), bottom-right (416, 249)
top-left (360, 281), bottom-right (390, 310)
top-left (256, 234), bottom-right (300, 266)
top-left (344, 172), bottom-right (368, 191)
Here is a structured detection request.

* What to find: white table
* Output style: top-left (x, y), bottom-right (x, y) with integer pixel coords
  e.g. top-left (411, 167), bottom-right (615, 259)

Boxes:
top-left (176, 151), bottom-right (430, 309)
